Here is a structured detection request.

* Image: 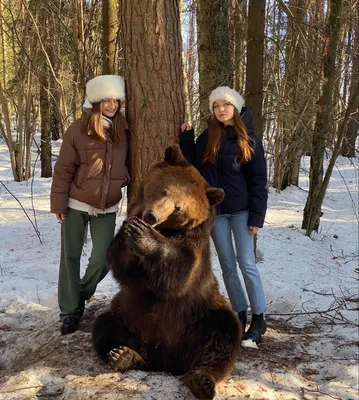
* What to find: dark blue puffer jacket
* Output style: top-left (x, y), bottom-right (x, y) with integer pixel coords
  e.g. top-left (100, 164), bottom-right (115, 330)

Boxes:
top-left (179, 108), bottom-right (267, 228)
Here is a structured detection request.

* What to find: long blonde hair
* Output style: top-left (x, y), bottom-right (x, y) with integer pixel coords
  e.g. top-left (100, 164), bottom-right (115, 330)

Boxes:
top-left (203, 107), bottom-right (254, 164)
top-left (82, 101), bottom-right (128, 143)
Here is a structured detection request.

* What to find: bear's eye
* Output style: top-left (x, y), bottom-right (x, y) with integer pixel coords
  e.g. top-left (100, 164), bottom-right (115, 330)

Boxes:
top-left (175, 206), bottom-right (181, 213)
top-left (162, 189), bottom-right (168, 196)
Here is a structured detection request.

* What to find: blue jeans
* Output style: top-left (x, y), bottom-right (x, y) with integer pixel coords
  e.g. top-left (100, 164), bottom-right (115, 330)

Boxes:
top-left (211, 211), bottom-right (266, 314)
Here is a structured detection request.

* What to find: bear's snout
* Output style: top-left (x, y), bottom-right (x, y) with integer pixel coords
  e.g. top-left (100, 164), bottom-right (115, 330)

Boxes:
top-left (143, 211), bottom-right (157, 225)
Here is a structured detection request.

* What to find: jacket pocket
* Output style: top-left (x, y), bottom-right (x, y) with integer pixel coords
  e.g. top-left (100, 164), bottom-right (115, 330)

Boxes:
top-left (75, 165), bottom-right (87, 188)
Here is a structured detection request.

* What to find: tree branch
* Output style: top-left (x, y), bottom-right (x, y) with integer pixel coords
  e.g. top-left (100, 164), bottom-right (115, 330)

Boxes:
top-left (0, 180), bottom-right (42, 244)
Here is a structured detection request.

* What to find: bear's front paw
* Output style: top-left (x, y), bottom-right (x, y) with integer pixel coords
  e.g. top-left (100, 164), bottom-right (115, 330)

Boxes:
top-left (123, 216), bottom-right (161, 257)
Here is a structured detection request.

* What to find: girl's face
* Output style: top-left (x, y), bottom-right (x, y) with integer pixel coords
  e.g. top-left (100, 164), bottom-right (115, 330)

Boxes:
top-left (213, 100), bottom-right (235, 126)
top-left (101, 99), bottom-right (119, 117)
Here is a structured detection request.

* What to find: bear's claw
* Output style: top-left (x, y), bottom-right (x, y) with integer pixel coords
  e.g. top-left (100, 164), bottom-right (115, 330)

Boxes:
top-left (108, 346), bottom-right (134, 371)
top-left (123, 218), bottom-right (150, 238)
top-left (183, 373), bottom-right (216, 400)
top-left (123, 217), bottom-right (160, 256)
top-left (195, 375), bottom-right (215, 399)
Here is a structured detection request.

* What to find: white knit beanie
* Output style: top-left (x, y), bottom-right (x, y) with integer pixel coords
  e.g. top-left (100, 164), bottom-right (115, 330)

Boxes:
top-left (84, 75), bottom-right (125, 108)
top-left (209, 86), bottom-right (244, 113)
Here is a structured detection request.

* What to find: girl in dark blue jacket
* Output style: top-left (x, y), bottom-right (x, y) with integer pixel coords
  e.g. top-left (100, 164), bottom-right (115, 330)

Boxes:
top-left (180, 86), bottom-right (267, 346)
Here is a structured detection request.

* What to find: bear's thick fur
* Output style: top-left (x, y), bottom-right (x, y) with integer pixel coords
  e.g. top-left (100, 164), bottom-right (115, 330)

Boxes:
top-left (92, 145), bottom-right (241, 399)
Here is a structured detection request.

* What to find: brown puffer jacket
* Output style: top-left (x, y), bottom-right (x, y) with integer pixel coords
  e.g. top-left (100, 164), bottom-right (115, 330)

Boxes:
top-left (50, 118), bottom-right (130, 214)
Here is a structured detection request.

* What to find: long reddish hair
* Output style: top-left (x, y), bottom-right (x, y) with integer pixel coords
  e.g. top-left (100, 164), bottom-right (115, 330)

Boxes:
top-left (82, 101), bottom-right (128, 143)
top-left (203, 107), bottom-right (254, 164)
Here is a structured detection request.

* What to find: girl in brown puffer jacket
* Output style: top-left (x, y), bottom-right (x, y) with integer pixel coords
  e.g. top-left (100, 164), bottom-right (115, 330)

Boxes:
top-left (50, 75), bottom-right (130, 335)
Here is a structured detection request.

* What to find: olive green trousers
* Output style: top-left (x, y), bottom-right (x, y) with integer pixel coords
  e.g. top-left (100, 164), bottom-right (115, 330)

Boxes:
top-left (58, 207), bottom-right (116, 320)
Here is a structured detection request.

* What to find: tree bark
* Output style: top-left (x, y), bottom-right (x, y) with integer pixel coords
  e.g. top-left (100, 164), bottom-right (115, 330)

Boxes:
top-left (232, 0), bottom-right (247, 94)
top-left (48, 1), bottom-right (63, 141)
top-left (197, 0), bottom-right (231, 131)
top-left (40, 73), bottom-right (52, 178)
top-left (341, 0), bottom-right (358, 157)
top-left (302, 0), bottom-right (344, 235)
top-left (180, 0), bottom-right (192, 123)
top-left (102, 0), bottom-right (118, 74)
top-left (0, 0), bottom-right (6, 88)
top-left (279, 0), bottom-right (308, 189)
top-left (119, 0), bottom-right (185, 205)
top-left (246, 0), bottom-right (266, 138)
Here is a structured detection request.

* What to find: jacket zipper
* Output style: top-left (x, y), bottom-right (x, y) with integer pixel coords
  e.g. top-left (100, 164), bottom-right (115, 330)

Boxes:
top-left (217, 148), bottom-right (221, 215)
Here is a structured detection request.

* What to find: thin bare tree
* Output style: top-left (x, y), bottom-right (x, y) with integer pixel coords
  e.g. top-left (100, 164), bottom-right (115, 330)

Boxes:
top-left (341, 0), bottom-right (358, 157)
top-left (302, 0), bottom-right (344, 235)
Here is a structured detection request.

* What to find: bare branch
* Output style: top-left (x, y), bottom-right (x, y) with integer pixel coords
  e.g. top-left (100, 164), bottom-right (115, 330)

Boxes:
top-left (0, 180), bottom-right (42, 244)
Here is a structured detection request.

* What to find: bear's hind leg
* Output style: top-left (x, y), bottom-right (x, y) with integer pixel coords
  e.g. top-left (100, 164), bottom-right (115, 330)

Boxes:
top-left (108, 346), bottom-right (147, 371)
top-left (182, 309), bottom-right (240, 400)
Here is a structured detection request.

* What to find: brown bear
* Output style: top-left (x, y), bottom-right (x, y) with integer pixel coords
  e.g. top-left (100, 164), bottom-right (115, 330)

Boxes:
top-left (92, 145), bottom-right (241, 400)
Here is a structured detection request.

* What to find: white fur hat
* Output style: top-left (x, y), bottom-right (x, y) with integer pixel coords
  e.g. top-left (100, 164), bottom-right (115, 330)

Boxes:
top-left (85, 75), bottom-right (125, 105)
top-left (209, 86), bottom-right (244, 113)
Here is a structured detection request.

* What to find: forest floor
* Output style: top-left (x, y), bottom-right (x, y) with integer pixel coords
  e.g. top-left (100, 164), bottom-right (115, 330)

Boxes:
top-left (0, 298), bottom-right (357, 400)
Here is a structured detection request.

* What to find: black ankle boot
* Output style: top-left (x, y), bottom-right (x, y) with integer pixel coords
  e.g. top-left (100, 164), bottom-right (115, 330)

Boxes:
top-left (76, 302), bottom-right (85, 320)
top-left (61, 316), bottom-right (79, 335)
top-left (243, 313), bottom-right (266, 344)
top-left (238, 310), bottom-right (247, 336)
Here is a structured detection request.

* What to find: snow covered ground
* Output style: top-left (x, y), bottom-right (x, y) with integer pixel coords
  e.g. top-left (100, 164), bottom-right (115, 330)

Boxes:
top-left (0, 138), bottom-right (358, 400)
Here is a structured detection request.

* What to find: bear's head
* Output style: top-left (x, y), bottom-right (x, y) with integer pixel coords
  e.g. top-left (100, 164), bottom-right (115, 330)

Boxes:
top-left (128, 145), bottom-right (224, 230)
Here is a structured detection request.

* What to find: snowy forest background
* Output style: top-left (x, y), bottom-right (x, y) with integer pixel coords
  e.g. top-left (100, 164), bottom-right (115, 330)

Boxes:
top-left (0, 1), bottom-right (358, 399)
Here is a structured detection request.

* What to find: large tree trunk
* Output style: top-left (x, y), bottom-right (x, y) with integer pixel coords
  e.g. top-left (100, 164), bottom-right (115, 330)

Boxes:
top-left (119, 0), bottom-right (185, 205)
top-left (197, 0), bottom-right (231, 131)
top-left (102, 0), bottom-right (118, 74)
top-left (245, 0), bottom-right (265, 138)
top-left (302, 0), bottom-right (344, 236)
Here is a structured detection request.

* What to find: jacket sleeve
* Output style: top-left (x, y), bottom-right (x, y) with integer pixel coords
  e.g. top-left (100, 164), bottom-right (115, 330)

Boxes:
top-left (50, 124), bottom-right (80, 214)
top-left (179, 128), bottom-right (196, 165)
top-left (243, 135), bottom-right (268, 228)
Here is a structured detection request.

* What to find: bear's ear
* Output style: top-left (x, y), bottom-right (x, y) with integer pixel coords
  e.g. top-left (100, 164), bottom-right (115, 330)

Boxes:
top-left (206, 187), bottom-right (225, 206)
top-left (164, 144), bottom-right (188, 166)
